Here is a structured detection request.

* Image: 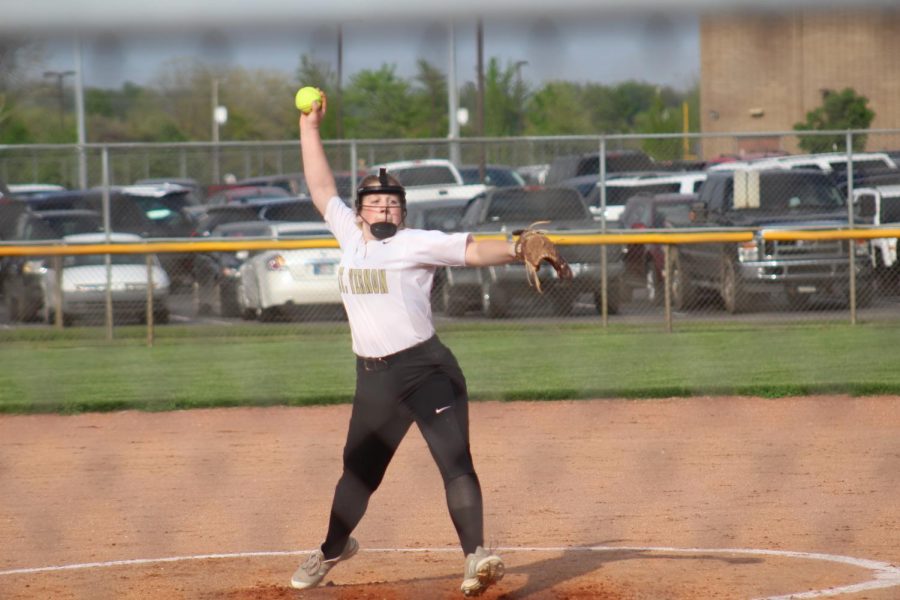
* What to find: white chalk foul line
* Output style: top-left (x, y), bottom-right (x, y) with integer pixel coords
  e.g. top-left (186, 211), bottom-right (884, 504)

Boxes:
top-left (1, 545), bottom-right (898, 598)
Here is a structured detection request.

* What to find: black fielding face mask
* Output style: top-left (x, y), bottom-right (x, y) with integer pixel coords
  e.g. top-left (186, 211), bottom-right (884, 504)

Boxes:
top-left (357, 167), bottom-right (406, 240)
top-left (369, 220), bottom-right (398, 240)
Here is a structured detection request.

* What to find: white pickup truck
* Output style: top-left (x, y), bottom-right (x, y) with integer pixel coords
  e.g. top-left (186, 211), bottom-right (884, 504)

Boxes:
top-left (371, 159), bottom-right (488, 202)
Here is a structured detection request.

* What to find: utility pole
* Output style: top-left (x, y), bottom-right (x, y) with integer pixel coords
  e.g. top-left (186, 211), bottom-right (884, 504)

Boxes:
top-left (448, 21), bottom-right (460, 166)
top-left (74, 37), bottom-right (87, 189)
top-left (336, 24), bottom-right (343, 140)
top-left (43, 70), bottom-right (75, 132)
top-left (476, 19), bottom-right (485, 182)
top-left (211, 78), bottom-right (228, 184)
top-left (513, 60), bottom-right (528, 135)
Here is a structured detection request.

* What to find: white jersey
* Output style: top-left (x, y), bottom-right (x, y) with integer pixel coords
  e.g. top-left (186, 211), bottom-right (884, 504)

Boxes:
top-left (325, 196), bottom-right (470, 358)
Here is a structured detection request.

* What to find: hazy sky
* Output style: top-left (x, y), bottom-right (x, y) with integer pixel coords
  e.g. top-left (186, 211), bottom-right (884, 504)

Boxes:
top-left (30, 15), bottom-right (699, 91)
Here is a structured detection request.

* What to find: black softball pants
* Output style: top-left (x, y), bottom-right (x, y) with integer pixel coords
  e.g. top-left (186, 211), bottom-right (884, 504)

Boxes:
top-left (321, 335), bottom-right (484, 558)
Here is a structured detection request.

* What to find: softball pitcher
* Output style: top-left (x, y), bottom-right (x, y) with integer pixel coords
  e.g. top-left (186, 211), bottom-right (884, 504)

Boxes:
top-left (291, 89), bottom-right (567, 596)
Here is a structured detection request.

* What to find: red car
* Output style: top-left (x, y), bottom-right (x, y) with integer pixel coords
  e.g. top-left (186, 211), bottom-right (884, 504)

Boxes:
top-left (620, 192), bottom-right (696, 305)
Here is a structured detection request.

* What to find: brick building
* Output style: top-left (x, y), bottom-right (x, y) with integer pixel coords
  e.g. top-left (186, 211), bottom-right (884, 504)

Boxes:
top-left (699, 10), bottom-right (900, 160)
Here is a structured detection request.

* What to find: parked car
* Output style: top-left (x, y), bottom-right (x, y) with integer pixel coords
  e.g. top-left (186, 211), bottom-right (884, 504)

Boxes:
top-left (115, 183), bottom-right (203, 289)
top-left (442, 186), bottom-right (624, 317)
top-left (133, 178), bottom-right (205, 205)
top-left (707, 151), bottom-right (898, 179)
top-left (544, 149), bottom-right (657, 184)
top-left (404, 197), bottom-right (471, 311)
top-left (673, 168), bottom-right (875, 313)
top-left (516, 164), bottom-right (550, 186)
top-left (404, 197), bottom-right (469, 231)
top-left (1, 208), bottom-right (104, 321)
top-left (1, 189), bottom-right (153, 238)
top-left (254, 197), bottom-right (324, 222)
top-left (236, 173), bottom-right (308, 196)
top-left (562, 171), bottom-right (707, 223)
top-left (852, 184), bottom-right (900, 288)
top-left (206, 186), bottom-right (290, 207)
top-left (192, 220), bottom-right (277, 317)
top-left (189, 206), bottom-right (262, 237)
top-left (458, 165), bottom-right (526, 188)
top-left (1, 183), bottom-right (67, 200)
top-left (370, 159), bottom-right (488, 202)
top-left (41, 233), bottom-right (170, 326)
top-left (236, 222), bottom-right (343, 321)
top-left (619, 193), bottom-right (696, 304)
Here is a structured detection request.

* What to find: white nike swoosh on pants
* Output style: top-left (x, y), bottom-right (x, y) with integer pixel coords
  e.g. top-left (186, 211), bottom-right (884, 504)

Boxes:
top-left (435, 405), bottom-right (452, 414)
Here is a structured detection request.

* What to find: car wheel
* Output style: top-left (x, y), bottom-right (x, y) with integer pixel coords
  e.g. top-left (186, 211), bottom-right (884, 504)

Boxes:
top-left (551, 288), bottom-right (574, 316)
top-left (855, 277), bottom-right (874, 309)
top-left (442, 284), bottom-right (468, 317)
top-left (481, 280), bottom-right (509, 319)
top-left (6, 294), bottom-right (19, 323)
top-left (644, 260), bottom-right (663, 306)
top-left (594, 278), bottom-right (622, 316)
top-left (721, 258), bottom-right (748, 314)
top-left (153, 308), bottom-right (170, 325)
top-left (785, 287), bottom-right (811, 311)
top-left (259, 306), bottom-right (281, 322)
top-left (218, 282), bottom-right (241, 317)
top-left (670, 251), bottom-right (697, 311)
top-left (45, 309), bottom-right (73, 327)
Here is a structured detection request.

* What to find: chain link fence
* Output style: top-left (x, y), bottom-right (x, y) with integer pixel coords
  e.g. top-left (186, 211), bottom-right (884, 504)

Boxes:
top-left (2, 130), bottom-right (900, 342)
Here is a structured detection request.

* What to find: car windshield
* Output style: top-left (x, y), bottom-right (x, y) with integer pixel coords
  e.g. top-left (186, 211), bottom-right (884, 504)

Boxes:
top-left (758, 175), bottom-right (845, 210)
top-left (127, 195), bottom-right (192, 227)
top-left (260, 202), bottom-right (322, 222)
top-left (459, 168), bottom-right (525, 187)
top-left (392, 166), bottom-right (458, 186)
top-left (409, 205), bottom-right (466, 231)
top-left (654, 203), bottom-right (693, 226)
top-left (487, 189), bottom-right (588, 221)
top-left (881, 196), bottom-right (900, 223)
top-left (595, 183), bottom-right (682, 207)
top-left (63, 253), bottom-right (149, 267)
top-left (41, 215), bottom-right (102, 237)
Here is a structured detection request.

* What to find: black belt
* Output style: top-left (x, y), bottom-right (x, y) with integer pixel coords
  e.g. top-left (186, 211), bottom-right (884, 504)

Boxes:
top-left (357, 335), bottom-right (439, 371)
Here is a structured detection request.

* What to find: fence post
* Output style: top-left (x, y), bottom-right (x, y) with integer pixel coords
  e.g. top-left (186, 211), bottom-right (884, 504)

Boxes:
top-left (599, 136), bottom-right (608, 328)
top-left (846, 130), bottom-right (857, 325)
top-left (101, 146), bottom-right (114, 341)
top-left (146, 254), bottom-right (155, 347)
top-left (663, 244), bottom-right (673, 333)
top-left (53, 255), bottom-right (64, 329)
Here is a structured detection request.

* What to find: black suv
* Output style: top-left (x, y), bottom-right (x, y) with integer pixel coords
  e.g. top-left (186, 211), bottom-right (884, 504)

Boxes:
top-left (673, 169), bottom-right (875, 313)
top-left (441, 186), bottom-right (624, 317)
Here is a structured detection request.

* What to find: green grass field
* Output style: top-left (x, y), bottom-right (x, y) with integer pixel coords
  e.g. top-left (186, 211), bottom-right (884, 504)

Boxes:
top-left (1, 321), bottom-right (898, 414)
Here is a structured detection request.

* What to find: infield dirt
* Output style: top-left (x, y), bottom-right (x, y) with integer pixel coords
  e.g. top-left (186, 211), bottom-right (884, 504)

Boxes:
top-left (1, 396), bottom-right (899, 599)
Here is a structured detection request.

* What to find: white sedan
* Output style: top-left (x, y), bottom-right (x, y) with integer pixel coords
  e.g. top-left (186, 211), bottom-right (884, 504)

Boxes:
top-left (41, 232), bottom-right (171, 325)
top-left (236, 222), bottom-right (343, 321)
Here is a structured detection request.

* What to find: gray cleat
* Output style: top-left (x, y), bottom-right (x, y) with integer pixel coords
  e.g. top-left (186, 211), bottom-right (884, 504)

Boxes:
top-left (460, 546), bottom-right (505, 597)
top-left (290, 537), bottom-right (359, 589)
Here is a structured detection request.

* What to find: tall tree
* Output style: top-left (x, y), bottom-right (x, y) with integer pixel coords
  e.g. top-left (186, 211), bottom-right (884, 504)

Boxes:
top-left (342, 65), bottom-right (416, 139)
top-left (634, 92), bottom-right (682, 160)
top-left (410, 59), bottom-right (447, 138)
top-left (794, 87), bottom-right (875, 153)
top-left (0, 39), bottom-right (39, 143)
top-left (525, 82), bottom-right (591, 135)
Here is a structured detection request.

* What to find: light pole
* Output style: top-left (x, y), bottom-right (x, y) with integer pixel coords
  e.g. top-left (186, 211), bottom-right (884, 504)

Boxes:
top-left (44, 70), bottom-right (75, 132)
top-left (447, 22), bottom-right (460, 166)
top-left (513, 60), bottom-right (528, 135)
top-left (211, 78), bottom-right (227, 184)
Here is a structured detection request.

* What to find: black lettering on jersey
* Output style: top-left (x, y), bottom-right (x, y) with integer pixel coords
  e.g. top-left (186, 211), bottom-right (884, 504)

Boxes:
top-left (344, 268), bottom-right (388, 295)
